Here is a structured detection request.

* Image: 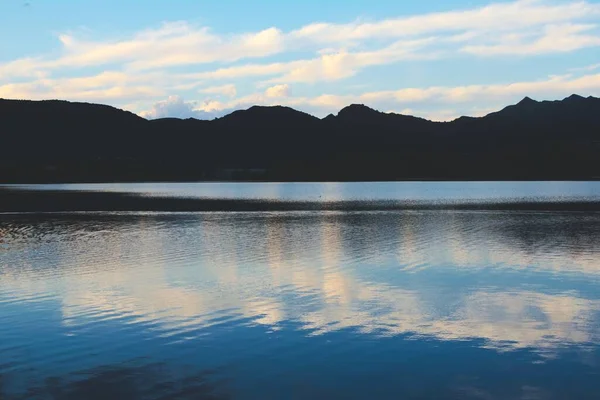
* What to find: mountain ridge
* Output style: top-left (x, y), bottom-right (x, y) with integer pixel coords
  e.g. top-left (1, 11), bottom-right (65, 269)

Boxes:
top-left (0, 95), bottom-right (598, 182)
top-left (5, 95), bottom-right (591, 123)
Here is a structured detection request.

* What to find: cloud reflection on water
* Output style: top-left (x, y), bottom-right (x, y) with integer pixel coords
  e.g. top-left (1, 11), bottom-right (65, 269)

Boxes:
top-left (1, 210), bottom-right (599, 354)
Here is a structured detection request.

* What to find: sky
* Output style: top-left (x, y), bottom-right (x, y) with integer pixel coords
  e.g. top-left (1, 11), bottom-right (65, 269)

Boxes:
top-left (1, 0), bottom-right (599, 121)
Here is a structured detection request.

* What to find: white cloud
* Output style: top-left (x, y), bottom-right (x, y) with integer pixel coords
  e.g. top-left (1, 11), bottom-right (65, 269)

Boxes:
top-left (134, 72), bottom-right (600, 120)
top-left (52, 23), bottom-right (285, 71)
top-left (570, 63), bottom-right (600, 72)
top-left (0, 58), bottom-right (47, 80)
top-left (140, 95), bottom-right (226, 120)
top-left (264, 84), bottom-right (291, 98)
top-left (181, 38), bottom-right (438, 86)
top-left (7, 67), bottom-right (598, 121)
top-left (265, 38), bottom-right (438, 84)
top-left (290, 0), bottom-right (600, 43)
top-left (0, 70), bottom-right (168, 102)
top-left (183, 62), bottom-right (290, 82)
top-left (199, 83), bottom-right (237, 97)
top-left (463, 23), bottom-right (600, 55)
top-left (348, 73), bottom-right (600, 107)
top-left (0, 80), bottom-right (162, 102)
top-left (1, 0), bottom-right (599, 84)
top-left (1, 0), bottom-right (599, 121)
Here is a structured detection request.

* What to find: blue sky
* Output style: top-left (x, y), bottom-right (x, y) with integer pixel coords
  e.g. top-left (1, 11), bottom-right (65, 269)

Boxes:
top-left (1, 0), bottom-right (599, 120)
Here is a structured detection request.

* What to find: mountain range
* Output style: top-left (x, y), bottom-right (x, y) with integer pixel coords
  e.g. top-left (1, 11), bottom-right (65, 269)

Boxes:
top-left (0, 95), bottom-right (599, 182)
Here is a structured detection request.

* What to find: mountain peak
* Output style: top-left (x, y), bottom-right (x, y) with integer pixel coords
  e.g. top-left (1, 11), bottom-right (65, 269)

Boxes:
top-left (517, 96), bottom-right (537, 105)
top-left (340, 103), bottom-right (376, 111)
top-left (243, 105), bottom-right (297, 114)
top-left (337, 104), bottom-right (380, 119)
top-left (214, 104), bottom-right (320, 127)
top-left (564, 94), bottom-right (585, 101)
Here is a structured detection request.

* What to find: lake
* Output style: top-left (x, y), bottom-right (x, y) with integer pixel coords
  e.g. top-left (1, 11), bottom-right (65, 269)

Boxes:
top-left (1, 182), bottom-right (600, 399)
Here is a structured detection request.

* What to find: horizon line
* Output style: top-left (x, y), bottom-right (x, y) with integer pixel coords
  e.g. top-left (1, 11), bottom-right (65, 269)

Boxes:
top-left (1, 93), bottom-right (597, 123)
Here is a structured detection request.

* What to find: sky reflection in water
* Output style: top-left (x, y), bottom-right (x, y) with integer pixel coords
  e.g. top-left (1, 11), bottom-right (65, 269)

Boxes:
top-left (1, 183), bottom-right (600, 399)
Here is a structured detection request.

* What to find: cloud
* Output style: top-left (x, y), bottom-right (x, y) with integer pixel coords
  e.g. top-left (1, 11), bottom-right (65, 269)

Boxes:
top-left (0, 58), bottom-right (46, 80)
top-left (182, 38), bottom-right (437, 86)
top-left (463, 23), bottom-right (600, 55)
top-left (182, 62), bottom-right (290, 82)
top-left (2, 0), bottom-right (599, 84)
top-left (264, 84), bottom-right (291, 98)
top-left (0, 70), bottom-right (166, 102)
top-left (50, 23), bottom-right (285, 72)
top-left (266, 38), bottom-right (438, 84)
top-left (0, 23), bottom-right (286, 83)
top-left (360, 73), bottom-right (600, 105)
top-left (289, 0), bottom-right (600, 43)
top-left (0, 80), bottom-right (161, 102)
top-left (11, 67), bottom-right (593, 121)
top-left (570, 63), bottom-right (600, 72)
top-left (178, 71), bottom-right (600, 120)
top-left (199, 84), bottom-right (237, 97)
top-left (2, 0), bottom-right (600, 121)
top-left (139, 95), bottom-right (226, 120)
top-left (138, 91), bottom-right (295, 119)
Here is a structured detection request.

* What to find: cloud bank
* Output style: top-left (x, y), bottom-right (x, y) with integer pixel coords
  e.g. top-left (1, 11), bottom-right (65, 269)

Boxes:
top-left (1, 0), bottom-right (599, 119)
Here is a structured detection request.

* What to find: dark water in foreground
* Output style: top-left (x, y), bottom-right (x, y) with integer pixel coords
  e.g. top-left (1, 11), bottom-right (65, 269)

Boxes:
top-left (1, 182), bottom-right (600, 399)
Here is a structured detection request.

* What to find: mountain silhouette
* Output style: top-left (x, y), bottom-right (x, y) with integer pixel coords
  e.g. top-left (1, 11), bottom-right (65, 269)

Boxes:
top-left (0, 95), bottom-right (598, 182)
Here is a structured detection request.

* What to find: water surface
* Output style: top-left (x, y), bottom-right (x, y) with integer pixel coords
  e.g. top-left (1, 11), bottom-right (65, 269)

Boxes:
top-left (5, 181), bottom-right (600, 203)
top-left (1, 182), bottom-right (600, 399)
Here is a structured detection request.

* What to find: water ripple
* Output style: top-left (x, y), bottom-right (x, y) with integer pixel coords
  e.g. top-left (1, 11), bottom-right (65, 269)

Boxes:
top-left (1, 190), bottom-right (600, 398)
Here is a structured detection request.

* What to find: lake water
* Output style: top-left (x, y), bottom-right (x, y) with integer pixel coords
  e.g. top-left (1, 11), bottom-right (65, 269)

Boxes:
top-left (4, 181), bottom-right (600, 203)
top-left (1, 182), bottom-right (600, 399)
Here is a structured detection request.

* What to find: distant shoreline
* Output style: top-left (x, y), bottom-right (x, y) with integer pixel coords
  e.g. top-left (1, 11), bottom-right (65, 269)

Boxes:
top-left (1, 187), bottom-right (599, 213)
top-left (2, 177), bottom-right (599, 185)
